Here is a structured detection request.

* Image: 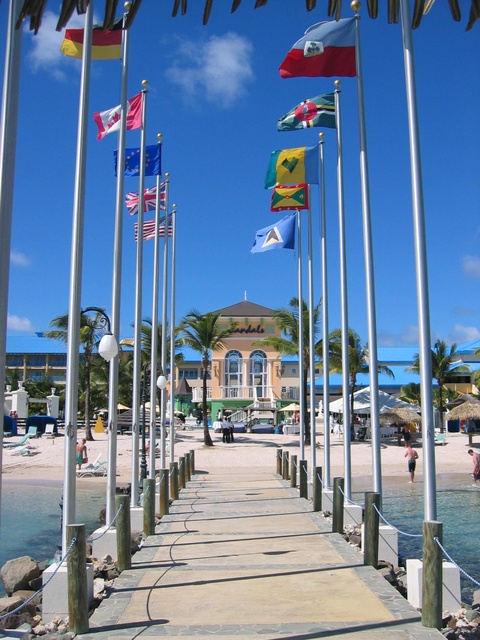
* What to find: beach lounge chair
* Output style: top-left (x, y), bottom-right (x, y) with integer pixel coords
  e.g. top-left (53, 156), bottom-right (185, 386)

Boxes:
top-left (3, 433), bottom-right (30, 449)
top-left (44, 423), bottom-right (56, 438)
top-left (77, 460), bottom-right (107, 477)
top-left (27, 426), bottom-right (38, 438)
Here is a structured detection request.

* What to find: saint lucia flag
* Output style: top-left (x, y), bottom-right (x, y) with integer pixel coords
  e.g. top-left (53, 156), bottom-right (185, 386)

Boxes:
top-left (251, 213), bottom-right (296, 254)
top-left (265, 145), bottom-right (318, 189)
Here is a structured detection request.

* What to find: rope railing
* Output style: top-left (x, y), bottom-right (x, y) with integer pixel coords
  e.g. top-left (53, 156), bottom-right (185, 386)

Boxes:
top-left (337, 485), bottom-right (364, 508)
top-left (316, 472), bottom-right (324, 486)
top-left (434, 536), bottom-right (480, 588)
top-left (0, 537), bottom-right (77, 621)
top-left (372, 503), bottom-right (422, 538)
top-left (87, 503), bottom-right (123, 542)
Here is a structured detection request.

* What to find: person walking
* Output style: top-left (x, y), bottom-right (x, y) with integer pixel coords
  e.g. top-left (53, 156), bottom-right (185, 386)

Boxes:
top-left (468, 449), bottom-right (480, 485)
top-left (76, 438), bottom-right (87, 470)
top-left (404, 443), bottom-right (418, 483)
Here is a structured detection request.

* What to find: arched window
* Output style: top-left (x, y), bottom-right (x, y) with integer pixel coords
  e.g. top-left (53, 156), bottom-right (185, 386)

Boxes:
top-left (225, 350), bottom-right (243, 398)
top-left (249, 350), bottom-right (267, 398)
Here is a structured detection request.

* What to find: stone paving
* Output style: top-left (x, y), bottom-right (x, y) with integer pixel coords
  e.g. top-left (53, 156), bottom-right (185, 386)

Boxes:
top-left (77, 468), bottom-right (444, 640)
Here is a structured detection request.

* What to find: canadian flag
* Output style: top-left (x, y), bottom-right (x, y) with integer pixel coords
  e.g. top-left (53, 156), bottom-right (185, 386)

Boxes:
top-left (93, 92), bottom-right (143, 141)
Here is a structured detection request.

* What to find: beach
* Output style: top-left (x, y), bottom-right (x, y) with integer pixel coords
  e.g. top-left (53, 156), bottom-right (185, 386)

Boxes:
top-left (2, 424), bottom-right (477, 489)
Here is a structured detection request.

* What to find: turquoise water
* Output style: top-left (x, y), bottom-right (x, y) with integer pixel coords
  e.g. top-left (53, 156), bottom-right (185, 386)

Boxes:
top-left (354, 475), bottom-right (480, 604)
top-left (0, 482), bottom-right (105, 595)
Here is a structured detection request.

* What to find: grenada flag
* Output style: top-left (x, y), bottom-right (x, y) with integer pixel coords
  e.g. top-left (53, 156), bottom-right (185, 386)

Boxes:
top-left (271, 184), bottom-right (309, 211)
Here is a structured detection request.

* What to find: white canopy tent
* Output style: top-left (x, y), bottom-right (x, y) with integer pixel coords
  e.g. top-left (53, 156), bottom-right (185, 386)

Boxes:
top-left (328, 386), bottom-right (418, 414)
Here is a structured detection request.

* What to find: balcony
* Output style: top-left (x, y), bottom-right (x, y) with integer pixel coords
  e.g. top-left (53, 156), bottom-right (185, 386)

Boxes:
top-left (191, 386), bottom-right (290, 403)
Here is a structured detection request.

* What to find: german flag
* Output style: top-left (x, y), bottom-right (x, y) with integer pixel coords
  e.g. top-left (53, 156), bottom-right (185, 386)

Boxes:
top-left (60, 19), bottom-right (122, 60)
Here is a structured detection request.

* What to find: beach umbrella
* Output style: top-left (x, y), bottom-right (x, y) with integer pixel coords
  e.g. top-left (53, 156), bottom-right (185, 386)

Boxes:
top-left (445, 401), bottom-right (480, 422)
top-left (380, 406), bottom-right (422, 424)
top-left (379, 411), bottom-right (406, 426)
top-left (282, 403), bottom-right (300, 412)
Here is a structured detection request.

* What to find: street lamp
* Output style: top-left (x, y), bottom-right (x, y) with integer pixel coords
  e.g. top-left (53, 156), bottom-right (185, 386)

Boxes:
top-left (140, 371), bottom-right (168, 490)
top-left (81, 307), bottom-right (118, 362)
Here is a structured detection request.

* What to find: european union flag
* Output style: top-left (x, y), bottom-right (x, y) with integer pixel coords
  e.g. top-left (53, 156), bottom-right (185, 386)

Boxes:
top-left (251, 212), bottom-right (296, 254)
top-left (114, 144), bottom-right (161, 177)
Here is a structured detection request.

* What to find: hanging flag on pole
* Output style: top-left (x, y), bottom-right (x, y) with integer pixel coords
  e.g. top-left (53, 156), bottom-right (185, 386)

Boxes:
top-left (134, 216), bottom-right (173, 241)
top-left (265, 145), bottom-right (318, 189)
top-left (114, 144), bottom-right (161, 177)
top-left (271, 184), bottom-right (309, 211)
top-left (251, 213), bottom-right (296, 253)
top-left (125, 183), bottom-right (166, 215)
top-left (279, 18), bottom-right (356, 78)
top-left (60, 18), bottom-right (123, 60)
top-left (277, 93), bottom-right (336, 131)
top-left (93, 91), bottom-right (142, 140)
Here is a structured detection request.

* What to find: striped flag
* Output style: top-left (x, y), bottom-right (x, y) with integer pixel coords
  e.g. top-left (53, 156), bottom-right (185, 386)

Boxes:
top-left (134, 216), bottom-right (173, 242)
top-left (125, 183), bottom-right (166, 215)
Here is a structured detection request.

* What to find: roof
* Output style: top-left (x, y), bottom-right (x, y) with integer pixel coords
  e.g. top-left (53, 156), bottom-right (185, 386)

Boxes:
top-left (6, 334), bottom-right (67, 354)
top-left (213, 300), bottom-right (274, 318)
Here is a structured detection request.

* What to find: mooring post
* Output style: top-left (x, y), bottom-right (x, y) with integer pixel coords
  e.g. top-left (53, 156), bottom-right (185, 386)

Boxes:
top-left (313, 466), bottom-right (322, 512)
top-left (364, 492), bottom-right (380, 568)
top-left (170, 461), bottom-right (179, 500)
top-left (159, 468), bottom-right (169, 516)
top-left (282, 450), bottom-right (289, 480)
top-left (179, 456), bottom-right (186, 489)
top-left (185, 452), bottom-right (191, 482)
top-left (116, 494), bottom-right (131, 572)
top-left (143, 478), bottom-right (156, 536)
top-left (276, 448), bottom-right (282, 475)
top-left (332, 477), bottom-right (344, 533)
top-left (190, 449), bottom-right (195, 475)
top-left (422, 520), bottom-right (443, 629)
top-left (299, 459), bottom-right (308, 498)
top-left (66, 524), bottom-right (88, 635)
top-left (290, 454), bottom-right (297, 488)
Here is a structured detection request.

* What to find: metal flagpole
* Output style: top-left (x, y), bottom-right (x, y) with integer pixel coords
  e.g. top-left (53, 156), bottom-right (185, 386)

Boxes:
top-left (159, 177), bottom-right (170, 471)
top-left (334, 81), bottom-right (352, 501)
top-left (297, 211), bottom-right (305, 461)
top-left (307, 187), bottom-right (317, 471)
top-left (353, 11), bottom-right (382, 498)
top-left (319, 133), bottom-right (331, 489)
top-left (108, 5), bottom-right (130, 510)
top-left (62, 1), bottom-right (93, 554)
top-left (148, 135), bottom-right (163, 485)
top-left (0, 0), bottom-right (22, 522)
top-left (169, 203), bottom-right (177, 464)
top-left (131, 81), bottom-right (148, 496)
top-left (399, 0), bottom-right (436, 521)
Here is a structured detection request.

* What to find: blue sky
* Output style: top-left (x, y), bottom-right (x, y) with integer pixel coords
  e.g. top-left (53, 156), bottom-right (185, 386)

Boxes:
top-left (2, 2), bottom-right (479, 348)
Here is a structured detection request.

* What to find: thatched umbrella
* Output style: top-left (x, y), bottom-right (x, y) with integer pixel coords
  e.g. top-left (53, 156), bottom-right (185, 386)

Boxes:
top-left (445, 401), bottom-right (480, 422)
top-left (380, 406), bottom-right (422, 426)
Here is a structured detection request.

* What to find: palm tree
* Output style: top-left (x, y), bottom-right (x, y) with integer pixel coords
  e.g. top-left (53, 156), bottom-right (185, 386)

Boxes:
top-left (327, 328), bottom-right (394, 426)
top-left (399, 382), bottom-right (422, 406)
top-left (45, 310), bottom-right (107, 441)
top-left (407, 340), bottom-right (470, 432)
top-left (178, 310), bottom-right (236, 446)
top-left (255, 297), bottom-right (321, 445)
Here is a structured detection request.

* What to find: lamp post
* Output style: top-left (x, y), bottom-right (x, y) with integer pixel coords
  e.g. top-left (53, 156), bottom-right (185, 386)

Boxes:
top-left (151, 374), bottom-right (167, 478)
top-left (81, 307), bottom-right (118, 362)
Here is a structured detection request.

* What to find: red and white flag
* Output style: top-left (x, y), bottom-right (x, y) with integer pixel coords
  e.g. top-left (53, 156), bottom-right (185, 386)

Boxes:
top-left (134, 216), bottom-right (173, 242)
top-left (279, 18), bottom-right (356, 79)
top-left (125, 183), bottom-right (166, 216)
top-left (93, 92), bottom-right (143, 141)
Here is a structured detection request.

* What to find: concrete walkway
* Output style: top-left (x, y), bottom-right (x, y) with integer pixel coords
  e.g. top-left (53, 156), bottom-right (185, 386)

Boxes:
top-left (78, 467), bottom-right (443, 640)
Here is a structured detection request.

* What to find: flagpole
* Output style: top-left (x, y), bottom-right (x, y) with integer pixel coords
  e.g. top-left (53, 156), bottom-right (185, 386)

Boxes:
top-left (334, 81), bottom-right (352, 501)
top-left (319, 133), bottom-right (331, 489)
top-left (159, 177), bottom-right (170, 472)
top-left (353, 9), bottom-right (382, 497)
top-left (148, 134), bottom-right (163, 486)
top-left (131, 81), bottom-right (148, 497)
top-left (399, 0), bottom-right (436, 522)
top-left (297, 211), bottom-right (305, 461)
top-left (169, 203), bottom-right (177, 463)
top-left (0, 0), bottom-right (22, 523)
top-left (62, 1), bottom-right (93, 554)
top-left (307, 187), bottom-right (316, 471)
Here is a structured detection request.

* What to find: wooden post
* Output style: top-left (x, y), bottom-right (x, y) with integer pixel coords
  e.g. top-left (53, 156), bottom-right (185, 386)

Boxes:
top-left (159, 469), bottom-right (169, 516)
top-left (66, 524), bottom-right (88, 634)
top-left (332, 477), bottom-right (344, 533)
top-left (179, 456), bottom-right (186, 489)
top-left (115, 495), bottom-right (131, 572)
top-left (313, 466), bottom-right (322, 512)
top-left (422, 520), bottom-right (443, 629)
top-left (185, 452), bottom-right (191, 482)
top-left (276, 448), bottom-right (282, 475)
top-left (290, 454), bottom-right (297, 488)
top-left (299, 459), bottom-right (308, 498)
top-left (282, 451), bottom-right (289, 480)
top-left (143, 478), bottom-right (156, 536)
top-left (190, 449), bottom-right (195, 475)
top-left (363, 492), bottom-right (380, 568)
top-left (170, 461), bottom-right (179, 500)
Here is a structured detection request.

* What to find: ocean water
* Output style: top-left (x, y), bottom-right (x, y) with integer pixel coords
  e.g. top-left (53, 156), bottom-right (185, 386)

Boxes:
top-left (0, 481), bottom-right (105, 595)
top-left (353, 475), bottom-right (480, 604)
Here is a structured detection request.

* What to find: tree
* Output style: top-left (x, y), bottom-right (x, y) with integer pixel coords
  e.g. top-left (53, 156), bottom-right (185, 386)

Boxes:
top-left (178, 310), bottom-right (236, 446)
top-left (399, 382), bottom-right (422, 406)
top-left (407, 340), bottom-right (470, 432)
top-left (327, 328), bottom-right (394, 426)
top-left (45, 310), bottom-right (107, 441)
top-left (255, 297), bottom-right (321, 445)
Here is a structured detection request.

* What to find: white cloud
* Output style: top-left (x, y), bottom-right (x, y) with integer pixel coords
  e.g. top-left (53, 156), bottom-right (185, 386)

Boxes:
top-left (462, 255), bottom-right (480, 280)
top-left (10, 250), bottom-right (31, 267)
top-left (166, 32), bottom-right (254, 107)
top-left (7, 314), bottom-right (34, 332)
top-left (378, 325), bottom-right (418, 347)
top-left (448, 324), bottom-right (480, 343)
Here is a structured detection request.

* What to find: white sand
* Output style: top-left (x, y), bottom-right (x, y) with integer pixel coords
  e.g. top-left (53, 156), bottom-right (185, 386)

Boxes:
top-left (2, 425), bottom-right (478, 490)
